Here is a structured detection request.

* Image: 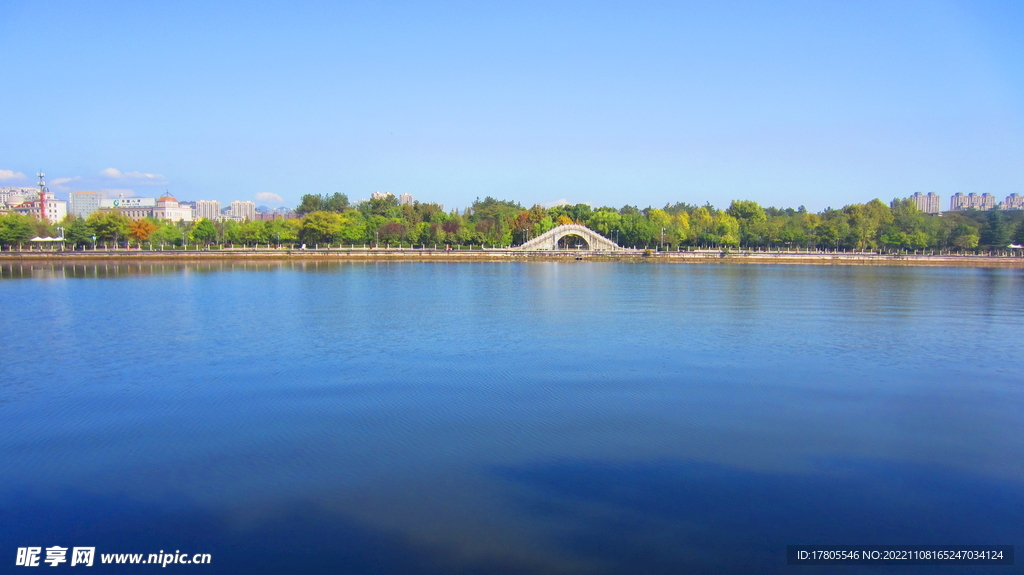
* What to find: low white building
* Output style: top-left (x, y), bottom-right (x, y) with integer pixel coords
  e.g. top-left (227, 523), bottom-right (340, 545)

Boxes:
top-left (1, 187), bottom-right (37, 208)
top-left (153, 195), bottom-right (193, 222)
top-left (99, 197), bottom-right (157, 220)
top-left (12, 191), bottom-right (66, 222)
top-left (9, 175), bottom-right (66, 222)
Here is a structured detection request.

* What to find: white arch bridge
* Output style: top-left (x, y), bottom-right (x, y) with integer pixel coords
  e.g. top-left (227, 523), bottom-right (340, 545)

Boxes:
top-left (515, 224), bottom-right (626, 252)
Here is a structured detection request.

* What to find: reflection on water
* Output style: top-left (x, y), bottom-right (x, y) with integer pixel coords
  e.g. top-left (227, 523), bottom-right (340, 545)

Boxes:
top-left (1, 261), bottom-right (310, 279)
top-left (0, 262), bottom-right (1022, 574)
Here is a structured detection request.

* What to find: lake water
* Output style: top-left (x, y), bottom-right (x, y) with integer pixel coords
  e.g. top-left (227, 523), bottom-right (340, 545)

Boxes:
top-left (1, 261), bottom-right (1022, 574)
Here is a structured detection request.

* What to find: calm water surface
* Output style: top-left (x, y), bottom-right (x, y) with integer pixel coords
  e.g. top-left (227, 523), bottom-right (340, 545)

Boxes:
top-left (1, 262), bottom-right (1022, 574)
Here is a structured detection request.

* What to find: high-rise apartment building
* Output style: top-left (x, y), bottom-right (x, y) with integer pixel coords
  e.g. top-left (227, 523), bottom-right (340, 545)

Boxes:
top-left (999, 193), bottom-right (1023, 210)
top-left (950, 193), bottom-right (995, 211)
top-left (371, 191), bottom-right (393, 200)
top-left (399, 193), bottom-right (413, 205)
top-left (909, 192), bottom-right (940, 214)
top-left (229, 200), bottom-right (256, 221)
top-left (69, 191), bottom-right (102, 219)
top-left (195, 200), bottom-right (222, 221)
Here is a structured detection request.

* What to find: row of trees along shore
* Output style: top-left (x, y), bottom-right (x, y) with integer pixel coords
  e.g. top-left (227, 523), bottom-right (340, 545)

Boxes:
top-left (2, 194), bottom-right (1024, 251)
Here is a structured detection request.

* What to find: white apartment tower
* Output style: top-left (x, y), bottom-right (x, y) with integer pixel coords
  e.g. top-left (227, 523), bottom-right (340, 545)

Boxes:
top-left (69, 191), bottom-right (102, 219)
top-left (999, 194), bottom-right (1023, 210)
top-left (195, 200), bottom-right (222, 221)
top-left (230, 200), bottom-right (257, 221)
top-left (950, 193), bottom-right (996, 211)
top-left (909, 192), bottom-right (940, 214)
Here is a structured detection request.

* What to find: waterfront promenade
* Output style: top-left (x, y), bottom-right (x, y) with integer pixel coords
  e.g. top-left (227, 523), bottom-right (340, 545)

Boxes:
top-left (2, 245), bottom-right (1023, 266)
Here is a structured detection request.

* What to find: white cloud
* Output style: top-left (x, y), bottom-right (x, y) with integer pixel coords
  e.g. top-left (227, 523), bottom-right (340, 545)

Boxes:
top-left (255, 192), bottom-right (284, 204)
top-left (48, 176), bottom-right (82, 194)
top-left (100, 168), bottom-right (166, 184)
top-left (98, 188), bottom-right (137, 198)
top-left (543, 199), bottom-right (593, 208)
top-left (0, 169), bottom-right (27, 181)
top-left (124, 171), bottom-right (164, 181)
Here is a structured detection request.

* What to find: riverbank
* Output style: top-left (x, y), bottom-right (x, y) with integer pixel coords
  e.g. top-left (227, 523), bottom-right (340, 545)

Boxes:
top-left (2, 247), bottom-right (1024, 267)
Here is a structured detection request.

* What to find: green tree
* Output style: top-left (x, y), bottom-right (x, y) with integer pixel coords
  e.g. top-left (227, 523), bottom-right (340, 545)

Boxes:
top-left (587, 209), bottom-right (621, 238)
top-left (648, 209), bottom-right (672, 247)
top-left (1013, 220), bottom-right (1024, 245)
top-left (360, 195), bottom-right (401, 219)
top-left (334, 211), bottom-right (367, 243)
top-left (670, 212), bottom-right (692, 246)
top-left (889, 198), bottom-right (926, 235)
top-left (238, 221), bottom-right (269, 245)
top-left (223, 220), bottom-right (242, 244)
top-left (190, 218), bottom-right (218, 245)
top-left (295, 194), bottom-right (326, 215)
top-left (979, 211), bottom-right (1010, 249)
top-left (690, 207), bottom-right (715, 246)
top-left (0, 213), bottom-right (35, 246)
top-left (949, 222), bottom-right (980, 250)
top-left (299, 211), bottom-right (343, 244)
top-left (727, 200), bottom-right (769, 247)
top-left (406, 221), bottom-right (427, 245)
top-left (264, 218), bottom-right (298, 245)
top-left (620, 213), bottom-right (656, 247)
top-left (152, 222), bottom-right (186, 246)
top-left (63, 216), bottom-right (95, 248)
top-left (468, 197), bottom-right (523, 223)
top-left (87, 211), bottom-right (131, 243)
top-left (714, 212), bottom-right (740, 247)
top-left (324, 192), bottom-right (349, 212)
top-left (726, 199), bottom-right (767, 223)
top-left (295, 192), bottom-right (350, 216)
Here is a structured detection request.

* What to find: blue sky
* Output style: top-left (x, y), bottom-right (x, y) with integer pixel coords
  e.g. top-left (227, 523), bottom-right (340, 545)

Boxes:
top-left (1, 1), bottom-right (1022, 211)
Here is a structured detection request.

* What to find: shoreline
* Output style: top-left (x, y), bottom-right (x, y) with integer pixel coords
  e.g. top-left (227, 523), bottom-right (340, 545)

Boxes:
top-left (2, 248), bottom-right (1023, 267)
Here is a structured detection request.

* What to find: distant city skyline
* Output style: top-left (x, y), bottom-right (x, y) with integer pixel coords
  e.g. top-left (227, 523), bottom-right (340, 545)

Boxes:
top-left (2, 1), bottom-right (1023, 212)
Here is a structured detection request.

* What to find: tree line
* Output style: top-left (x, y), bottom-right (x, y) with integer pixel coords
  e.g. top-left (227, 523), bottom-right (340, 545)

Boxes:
top-left (2, 193), bottom-right (1023, 251)
top-left (288, 193), bottom-right (1024, 251)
